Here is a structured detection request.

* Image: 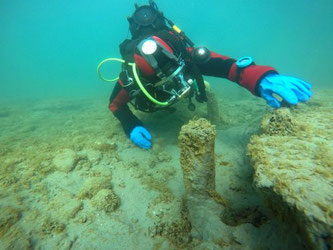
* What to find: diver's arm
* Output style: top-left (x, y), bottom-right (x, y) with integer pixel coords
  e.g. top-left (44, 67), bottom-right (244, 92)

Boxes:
top-left (109, 81), bottom-right (143, 136)
top-left (226, 57), bottom-right (277, 96)
top-left (189, 48), bottom-right (312, 107)
top-left (188, 48), bottom-right (277, 96)
top-left (109, 81), bottom-right (152, 149)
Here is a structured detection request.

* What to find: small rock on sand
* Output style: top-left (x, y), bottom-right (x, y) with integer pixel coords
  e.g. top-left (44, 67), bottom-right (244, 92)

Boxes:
top-left (52, 149), bottom-right (77, 173)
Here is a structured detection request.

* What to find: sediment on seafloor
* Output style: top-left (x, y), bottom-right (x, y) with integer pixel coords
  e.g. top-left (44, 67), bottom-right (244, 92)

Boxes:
top-left (248, 105), bottom-right (333, 250)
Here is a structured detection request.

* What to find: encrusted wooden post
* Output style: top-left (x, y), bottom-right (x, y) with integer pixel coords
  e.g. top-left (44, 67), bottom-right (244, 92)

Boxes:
top-left (206, 90), bottom-right (221, 126)
top-left (178, 118), bottom-right (231, 243)
top-left (179, 118), bottom-right (216, 197)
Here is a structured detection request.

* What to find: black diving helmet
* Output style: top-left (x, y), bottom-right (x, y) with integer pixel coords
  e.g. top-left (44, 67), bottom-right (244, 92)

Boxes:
top-left (127, 1), bottom-right (167, 38)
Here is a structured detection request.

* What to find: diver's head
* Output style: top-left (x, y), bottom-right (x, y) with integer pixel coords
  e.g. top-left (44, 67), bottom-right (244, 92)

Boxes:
top-left (134, 36), bottom-right (192, 103)
top-left (127, 1), bottom-right (167, 39)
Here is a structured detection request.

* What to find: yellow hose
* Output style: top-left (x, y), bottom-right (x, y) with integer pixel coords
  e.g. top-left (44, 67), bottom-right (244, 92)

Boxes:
top-left (131, 63), bottom-right (169, 106)
top-left (97, 58), bottom-right (125, 82)
top-left (97, 57), bottom-right (170, 106)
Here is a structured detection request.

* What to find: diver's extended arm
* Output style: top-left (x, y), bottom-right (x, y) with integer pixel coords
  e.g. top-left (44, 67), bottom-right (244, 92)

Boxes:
top-left (190, 49), bottom-right (312, 107)
top-left (189, 48), bottom-right (277, 95)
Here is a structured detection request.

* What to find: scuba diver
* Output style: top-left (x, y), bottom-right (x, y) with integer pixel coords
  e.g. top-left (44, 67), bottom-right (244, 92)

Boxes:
top-left (99, 0), bottom-right (312, 150)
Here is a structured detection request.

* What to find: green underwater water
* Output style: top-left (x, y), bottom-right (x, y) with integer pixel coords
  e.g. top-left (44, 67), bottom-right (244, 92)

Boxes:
top-left (0, 0), bottom-right (333, 101)
top-left (0, 0), bottom-right (333, 249)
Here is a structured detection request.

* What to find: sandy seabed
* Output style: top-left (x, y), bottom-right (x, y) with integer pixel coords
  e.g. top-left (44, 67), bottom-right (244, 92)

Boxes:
top-left (0, 87), bottom-right (331, 250)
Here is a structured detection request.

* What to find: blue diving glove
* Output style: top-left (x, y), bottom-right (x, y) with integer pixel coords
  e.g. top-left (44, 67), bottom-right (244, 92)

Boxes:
top-left (259, 74), bottom-right (312, 108)
top-left (130, 126), bottom-right (152, 150)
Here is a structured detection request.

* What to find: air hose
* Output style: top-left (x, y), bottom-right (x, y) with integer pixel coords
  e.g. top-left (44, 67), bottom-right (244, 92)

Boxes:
top-left (97, 58), bottom-right (124, 82)
top-left (97, 58), bottom-right (169, 106)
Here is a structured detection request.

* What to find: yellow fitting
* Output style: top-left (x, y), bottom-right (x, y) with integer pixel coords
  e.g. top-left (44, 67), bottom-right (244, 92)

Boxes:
top-left (172, 25), bottom-right (182, 34)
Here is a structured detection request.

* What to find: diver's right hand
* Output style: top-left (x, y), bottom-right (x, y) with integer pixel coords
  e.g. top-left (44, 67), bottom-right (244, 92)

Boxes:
top-left (130, 126), bottom-right (152, 150)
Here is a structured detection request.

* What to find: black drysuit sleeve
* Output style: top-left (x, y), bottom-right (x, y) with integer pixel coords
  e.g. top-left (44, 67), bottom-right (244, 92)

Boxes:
top-left (109, 81), bottom-right (143, 136)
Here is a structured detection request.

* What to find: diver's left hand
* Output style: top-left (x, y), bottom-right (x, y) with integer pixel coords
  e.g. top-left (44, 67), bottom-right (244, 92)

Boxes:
top-left (130, 126), bottom-right (152, 150)
top-left (259, 74), bottom-right (312, 108)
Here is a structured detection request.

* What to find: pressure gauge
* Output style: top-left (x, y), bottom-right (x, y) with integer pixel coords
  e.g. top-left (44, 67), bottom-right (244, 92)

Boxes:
top-left (236, 56), bottom-right (253, 68)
